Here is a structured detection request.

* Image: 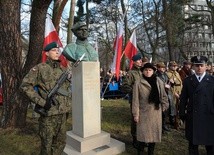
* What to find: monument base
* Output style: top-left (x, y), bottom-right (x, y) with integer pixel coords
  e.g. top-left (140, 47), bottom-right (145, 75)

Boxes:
top-left (63, 131), bottom-right (125, 155)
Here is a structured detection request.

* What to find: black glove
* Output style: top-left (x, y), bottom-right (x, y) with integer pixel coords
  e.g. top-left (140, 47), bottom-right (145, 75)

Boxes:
top-left (43, 98), bottom-right (52, 111)
top-left (43, 102), bottom-right (51, 111)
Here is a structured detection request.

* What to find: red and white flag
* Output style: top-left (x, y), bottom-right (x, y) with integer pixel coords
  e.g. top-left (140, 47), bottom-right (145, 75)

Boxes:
top-left (42, 16), bottom-right (68, 67)
top-left (111, 24), bottom-right (123, 81)
top-left (124, 30), bottom-right (137, 69)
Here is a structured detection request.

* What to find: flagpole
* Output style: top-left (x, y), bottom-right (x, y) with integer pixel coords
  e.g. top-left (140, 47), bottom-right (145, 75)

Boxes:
top-left (121, 2), bottom-right (129, 21)
top-left (120, 50), bottom-right (126, 61)
top-left (101, 74), bottom-right (114, 100)
top-left (119, 0), bottom-right (129, 61)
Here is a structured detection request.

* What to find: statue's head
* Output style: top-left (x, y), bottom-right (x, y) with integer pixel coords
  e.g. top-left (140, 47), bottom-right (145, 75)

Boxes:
top-left (71, 22), bottom-right (88, 40)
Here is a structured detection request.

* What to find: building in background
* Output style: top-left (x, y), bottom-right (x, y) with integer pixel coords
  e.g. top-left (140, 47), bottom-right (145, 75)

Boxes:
top-left (183, 0), bottom-right (214, 62)
top-left (135, 0), bottom-right (214, 64)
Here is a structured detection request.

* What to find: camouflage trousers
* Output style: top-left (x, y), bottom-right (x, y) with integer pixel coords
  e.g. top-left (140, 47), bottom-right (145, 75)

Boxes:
top-left (38, 113), bottom-right (67, 155)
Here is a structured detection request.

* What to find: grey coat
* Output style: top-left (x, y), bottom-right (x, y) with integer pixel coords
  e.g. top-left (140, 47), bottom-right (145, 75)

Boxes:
top-left (132, 77), bottom-right (169, 143)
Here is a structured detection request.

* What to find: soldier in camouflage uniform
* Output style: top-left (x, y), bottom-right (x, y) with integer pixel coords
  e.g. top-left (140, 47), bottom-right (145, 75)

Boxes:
top-left (121, 54), bottom-right (144, 148)
top-left (20, 42), bottom-right (72, 155)
top-left (62, 22), bottom-right (98, 62)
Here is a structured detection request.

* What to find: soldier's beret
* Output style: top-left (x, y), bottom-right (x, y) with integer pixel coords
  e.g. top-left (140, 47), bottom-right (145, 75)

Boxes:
top-left (157, 62), bottom-right (166, 68)
top-left (44, 42), bottom-right (59, 51)
top-left (169, 61), bottom-right (178, 66)
top-left (71, 22), bottom-right (87, 31)
top-left (132, 54), bottom-right (142, 61)
top-left (191, 56), bottom-right (208, 64)
top-left (141, 63), bottom-right (156, 72)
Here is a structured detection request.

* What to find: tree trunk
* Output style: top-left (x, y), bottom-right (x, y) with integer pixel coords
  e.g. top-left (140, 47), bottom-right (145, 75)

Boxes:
top-left (0, 0), bottom-right (52, 128)
top-left (52, 0), bottom-right (68, 32)
top-left (22, 0), bottom-right (52, 77)
top-left (120, 0), bottom-right (127, 71)
top-left (0, 0), bottom-right (24, 128)
top-left (67, 0), bottom-right (76, 44)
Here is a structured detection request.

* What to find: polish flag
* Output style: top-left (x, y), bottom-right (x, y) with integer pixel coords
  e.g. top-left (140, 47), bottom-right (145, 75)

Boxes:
top-left (124, 30), bottom-right (137, 69)
top-left (111, 24), bottom-right (123, 81)
top-left (42, 16), bottom-right (68, 67)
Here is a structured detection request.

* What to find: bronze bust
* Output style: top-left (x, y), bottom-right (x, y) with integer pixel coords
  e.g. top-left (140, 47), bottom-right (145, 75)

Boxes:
top-left (62, 22), bottom-right (99, 62)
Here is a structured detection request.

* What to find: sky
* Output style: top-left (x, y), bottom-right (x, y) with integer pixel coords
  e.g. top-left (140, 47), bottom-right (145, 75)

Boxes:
top-left (21, 0), bottom-right (98, 46)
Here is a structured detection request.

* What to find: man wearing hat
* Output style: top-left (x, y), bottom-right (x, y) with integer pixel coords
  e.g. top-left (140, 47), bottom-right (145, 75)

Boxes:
top-left (166, 61), bottom-right (182, 129)
top-left (179, 56), bottom-right (214, 155)
top-left (121, 54), bottom-right (143, 149)
top-left (62, 21), bottom-right (98, 62)
top-left (178, 60), bottom-right (192, 82)
top-left (156, 62), bottom-right (173, 133)
top-left (20, 42), bottom-right (72, 154)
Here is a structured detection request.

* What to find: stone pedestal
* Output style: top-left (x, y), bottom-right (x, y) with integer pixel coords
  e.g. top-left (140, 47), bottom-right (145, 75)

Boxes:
top-left (63, 62), bottom-right (125, 155)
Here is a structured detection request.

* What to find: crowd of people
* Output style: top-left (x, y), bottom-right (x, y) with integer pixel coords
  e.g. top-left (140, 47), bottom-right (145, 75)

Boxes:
top-left (115, 54), bottom-right (214, 155)
top-left (19, 20), bottom-right (214, 155)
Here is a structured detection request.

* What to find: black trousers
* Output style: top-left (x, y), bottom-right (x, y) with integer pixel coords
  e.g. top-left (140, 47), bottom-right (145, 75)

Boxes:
top-left (130, 103), bottom-right (137, 141)
top-left (189, 141), bottom-right (214, 155)
top-left (137, 142), bottom-right (155, 155)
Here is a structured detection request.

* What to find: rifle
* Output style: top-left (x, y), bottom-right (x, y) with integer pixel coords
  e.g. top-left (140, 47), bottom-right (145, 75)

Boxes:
top-left (34, 53), bottom-right (85, 116)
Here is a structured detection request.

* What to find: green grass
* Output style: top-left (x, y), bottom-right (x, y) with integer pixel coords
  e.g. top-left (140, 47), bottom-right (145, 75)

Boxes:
top-left (0, 99), bottom-right (207, 155)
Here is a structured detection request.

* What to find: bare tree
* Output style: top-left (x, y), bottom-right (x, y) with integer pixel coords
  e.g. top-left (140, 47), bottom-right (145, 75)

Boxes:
top-left (52, 0), bottom-right (68, 32)
top-left (89, 0), bottom-right (124, 73)
top-left (140, 0), bottom-right (163, 62)
top-left (0, 0), bottom-right (52, 128)
top-left (67, 0), bottom-right (76, 43)
top-left (0, 0), bottom-right (23, 128)
top-left (205, 0), bottom-right (214, 36)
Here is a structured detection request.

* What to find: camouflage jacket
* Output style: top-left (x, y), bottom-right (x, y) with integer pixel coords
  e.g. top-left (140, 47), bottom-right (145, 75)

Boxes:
top-left (121, 65), bottom-right (142, 95)
top-left (20, 59), bottom-right (72, 116)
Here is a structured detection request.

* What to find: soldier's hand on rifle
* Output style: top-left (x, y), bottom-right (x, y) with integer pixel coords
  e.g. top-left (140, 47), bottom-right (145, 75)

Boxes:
top-left (43, 98), bottom-right (52, 110)
top-left (43, 102), bottom-right (51, 111)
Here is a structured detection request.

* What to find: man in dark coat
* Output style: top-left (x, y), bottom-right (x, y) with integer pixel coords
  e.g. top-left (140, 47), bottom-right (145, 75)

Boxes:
top-left (156, 62), bottom-right (172, 132)
top-left (179, 55), bottom-right (214, 155)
